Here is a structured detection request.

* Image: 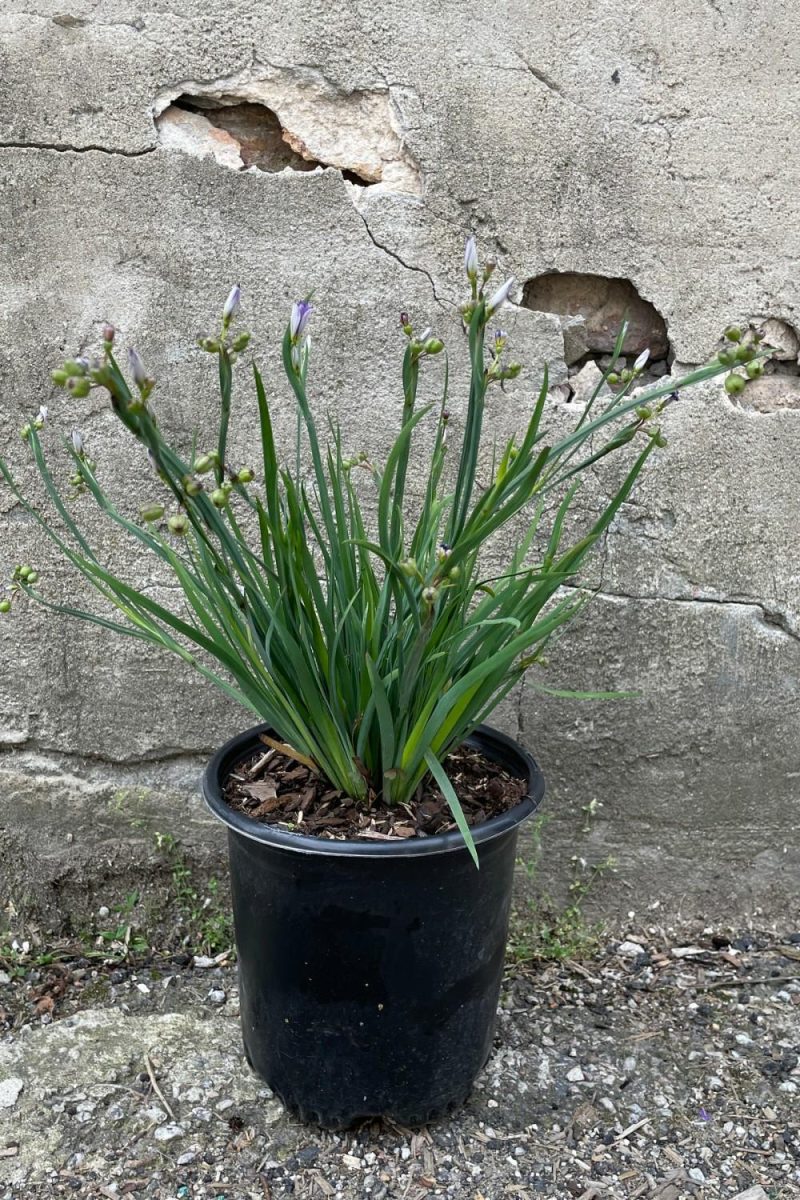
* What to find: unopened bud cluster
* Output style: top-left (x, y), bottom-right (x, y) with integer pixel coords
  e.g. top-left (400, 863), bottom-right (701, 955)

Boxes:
top-left (197, 286), bottom-right (252, 362)
top-left (461, 236), bottom-right (515, 327)
top-left (1, 563), bottom-right (42, 611)
top-left (399, 313), bottom-right (445, 361)
top-left (606, 348), bottom-right (652, 389)
top-left (179, 450), bottom-right (256, 507)
top-left (718, 325), bottom-right (766, 396)
top-left (69, 429), bottom-right (96, 494)
top-left (487, 326), bottom-right (522, 385)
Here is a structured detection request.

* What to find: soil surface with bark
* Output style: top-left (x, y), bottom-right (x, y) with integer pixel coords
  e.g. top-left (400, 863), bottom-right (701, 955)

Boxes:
top-left (223, 740), bottom-right (527, 841)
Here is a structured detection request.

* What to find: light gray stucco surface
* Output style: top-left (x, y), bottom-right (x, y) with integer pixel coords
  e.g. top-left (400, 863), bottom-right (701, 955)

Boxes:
top-left (0, 0), bottom-right (798, 923)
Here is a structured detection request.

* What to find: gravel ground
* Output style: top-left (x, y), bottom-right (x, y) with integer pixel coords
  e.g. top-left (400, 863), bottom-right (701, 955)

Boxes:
top-left (0, 926), bottom-right (798, 1199)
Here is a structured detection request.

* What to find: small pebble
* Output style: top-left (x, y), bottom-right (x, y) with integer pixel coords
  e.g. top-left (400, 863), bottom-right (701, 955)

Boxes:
top-left (153, 1123), bottom-right (185, 1142)
top-left (0, 1079), bottom-right (23, 1109)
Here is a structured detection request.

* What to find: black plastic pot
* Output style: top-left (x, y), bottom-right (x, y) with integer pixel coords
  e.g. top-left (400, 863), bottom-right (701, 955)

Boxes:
top-left (202, 723), bottom-right (544, 1127)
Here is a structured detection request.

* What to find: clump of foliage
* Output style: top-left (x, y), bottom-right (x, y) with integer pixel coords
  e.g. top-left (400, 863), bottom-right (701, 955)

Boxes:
top-left (0, 242), bottom-right (770, 860)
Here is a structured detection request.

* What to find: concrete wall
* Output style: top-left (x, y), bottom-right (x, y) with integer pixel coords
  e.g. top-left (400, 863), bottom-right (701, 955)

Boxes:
top-left (1, 0), bottom-right (798, 926)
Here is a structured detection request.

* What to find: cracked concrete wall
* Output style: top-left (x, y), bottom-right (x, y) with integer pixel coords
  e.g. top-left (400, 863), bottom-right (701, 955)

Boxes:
top-left (0, 0), bottom-right (798, 926)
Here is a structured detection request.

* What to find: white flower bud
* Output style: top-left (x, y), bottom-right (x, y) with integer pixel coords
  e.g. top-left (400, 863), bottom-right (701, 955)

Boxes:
top-left (464, 236), bottom-right (479, 280)
top-left (223, 284), bottom-right (241, 322)
top-left (486, 277), bottom-right (515, 316)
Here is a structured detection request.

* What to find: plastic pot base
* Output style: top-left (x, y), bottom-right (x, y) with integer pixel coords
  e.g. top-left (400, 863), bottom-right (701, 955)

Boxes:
top-left (203, 723), bottom-right (545, 1128)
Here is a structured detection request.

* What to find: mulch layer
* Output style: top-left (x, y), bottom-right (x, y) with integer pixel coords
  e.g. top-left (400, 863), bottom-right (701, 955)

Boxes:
top-left (221, 738), bottom-right (527, 841)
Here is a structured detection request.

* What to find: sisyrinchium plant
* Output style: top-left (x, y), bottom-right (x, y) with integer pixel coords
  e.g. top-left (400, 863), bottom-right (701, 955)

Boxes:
top-left (0, 241), bottom-right (772, 862)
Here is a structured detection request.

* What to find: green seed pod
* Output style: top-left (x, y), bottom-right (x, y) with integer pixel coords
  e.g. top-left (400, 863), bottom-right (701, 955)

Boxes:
top-left (235, 468), bottom-right (254, 484)
top-left (0, 600), bottom-right (10, 614)
top-left (734, 345), bottom-right (755, 363)
top-left (232, 332), bottom-right (251, 352)
top-left (400, 557), bottom-right (418, 577)
top-left (635, 406), bottom-right (653, 420)
top-left (19, 565), bottom-right (33, 579)
top-left (210, 488), bottom-right (229, 508)
top-left (194, 454), bottom-right (214, 474)
top-left (63, 360), bottom-right (88, 377)
top-left (724, 373), bottom-right (746, 396)
top-left (606, 372), bottom-right (620, 385)
top-left (168, 513), bottom-right (188, 535)
top-left (724, 325), bottom-right (742, 343)
top-left (221, 480), bottom-right (234, 495)
top-left (51, 369), bottom-right (69, 387)
top-left (425, 338), bottom-right (445, 355)
top-left (448, 565), bottom-right (461, 580)
top-left (745, 361), bottom-right (764, 379)
top-left (67, 378), bottom-right (91, 398)
top-left (504, 362), bottom-right (522, 379)
top-left (717, 350), bottom-right (734, 367)
top-left (620, 369), bottom-right (633, 384)
top-left (20, 424), bottom-right (32, 440)
top-left (70, 473), bottom-right (84, 487)
top-left (183, 475), bottom-right (202, 496)
top-left (422, 586), bottom-right (438, 605)
top-left (25, 571), bottom-right (39, 584)
top-left (140, 503), bottom-right (165, 523)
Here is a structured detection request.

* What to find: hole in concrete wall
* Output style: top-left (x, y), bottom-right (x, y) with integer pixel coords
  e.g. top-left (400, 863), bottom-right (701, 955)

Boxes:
top-left (522, 271), bottom-right (671, 403)
top-left (153, 68), bottom-right (421, 195)
top-left (163, 96), bottom-right (373, 185)
top-left (732, 318), bottom-right (800, 413)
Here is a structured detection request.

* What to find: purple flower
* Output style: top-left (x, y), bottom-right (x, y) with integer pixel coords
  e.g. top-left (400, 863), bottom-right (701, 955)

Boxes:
top-left (698, 1107), bottom-right (710, 1122)
top-left (486, 277), bottom-right (515, 316)
top-left (464, 236), bottom-right (479, 280)
top-left (223, 285), bottom-right (241, 322)
top-left (290, 300), bottom-right (314, 340)
top-left (128, 347), bottom-right (148, 389)
top-left (72, 429), bottom-right (84, 456)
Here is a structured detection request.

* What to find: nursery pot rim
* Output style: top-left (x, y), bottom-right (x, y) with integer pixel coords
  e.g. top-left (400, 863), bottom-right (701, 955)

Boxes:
top-left (202, 722), bottom-right (544, 858)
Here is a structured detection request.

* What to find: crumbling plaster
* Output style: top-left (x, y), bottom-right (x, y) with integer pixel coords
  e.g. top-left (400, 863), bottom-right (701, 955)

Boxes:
top-left (1, 0), bottom-right (799, 924)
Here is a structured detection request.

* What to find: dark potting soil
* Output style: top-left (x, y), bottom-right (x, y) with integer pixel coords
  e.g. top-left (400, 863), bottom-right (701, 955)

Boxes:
top-left (222, 736), bottom-right (528, 841)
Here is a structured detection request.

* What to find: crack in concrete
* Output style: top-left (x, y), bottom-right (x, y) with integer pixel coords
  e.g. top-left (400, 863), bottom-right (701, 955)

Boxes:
top-left (354, 208), bottom-right (451, 312)
top-left (0, 742), bottom-right (208, 770)
top-left (565, 585), bottom-right (800, 645)
top-left (0, 141), bottom-right (155, 158)
top-left (513, 55), bottom-right (567, 100)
